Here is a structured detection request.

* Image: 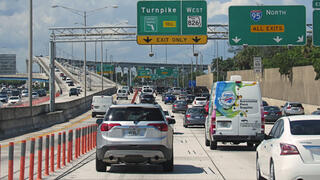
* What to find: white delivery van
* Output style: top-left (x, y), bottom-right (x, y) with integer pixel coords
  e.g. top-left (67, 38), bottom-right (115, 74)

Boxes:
top-left (205, 77), bottom-right (265, 150)
top-left (91, 96), bottom-right (114, 117)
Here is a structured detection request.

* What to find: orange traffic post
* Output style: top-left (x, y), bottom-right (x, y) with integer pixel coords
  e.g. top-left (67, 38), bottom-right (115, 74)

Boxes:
top-left (81, 127), bottom-right (85, 155)
top-left (8, 142), bottom-right (14, 180)
top-left (50, 134), bottom-right (54, 173)
top-left (29, 138), bottom-right (35, 180)
top-left (62, 132), bottom-right (66, 167)
top-left (44, 135), bottom-right (49, 176)
top-left (70, 130), bottom-right (73, 161)
top-left (19, 140), bottom-right (26, 180)
top-left (67, 130), bottom-right (71, 163)
top-left (57, 133), bottom-right (61, 169)
top-left (37, 137), bottom-right (43, 180)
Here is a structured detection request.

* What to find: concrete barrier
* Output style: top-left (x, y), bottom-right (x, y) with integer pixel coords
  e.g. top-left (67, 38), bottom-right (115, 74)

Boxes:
top-left (0, 87), bottom-right (116, 140)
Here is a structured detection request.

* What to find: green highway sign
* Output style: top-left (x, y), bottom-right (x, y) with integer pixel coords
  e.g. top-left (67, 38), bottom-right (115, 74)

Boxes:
top-left (137, 0), bottom-right (207, 45)
top-left (313, 10), bottom-right (320, 46)
top-left (229, 5), bottom-right (306, 46)
top-left (96, 64), bottom-right (114, 74)
top-left (314, 0), bottom-right (320, 9)
top-left (137, 69), bottom-right (151, 78)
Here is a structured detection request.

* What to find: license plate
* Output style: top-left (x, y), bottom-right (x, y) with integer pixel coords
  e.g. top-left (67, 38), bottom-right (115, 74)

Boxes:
top-left (127, 129), bottom-right (138, 136)
top-left (218, 121), bottom-right (231, 128)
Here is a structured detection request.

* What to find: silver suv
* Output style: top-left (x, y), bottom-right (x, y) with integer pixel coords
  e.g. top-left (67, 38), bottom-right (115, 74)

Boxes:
top-left (96, 104), bottom-right (175, 172)
top-left (281, 102), bottom-right (305, 116)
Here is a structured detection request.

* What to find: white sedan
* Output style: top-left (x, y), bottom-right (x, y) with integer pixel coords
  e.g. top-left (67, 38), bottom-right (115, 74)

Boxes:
top-left (8, 96), bottom-right (22, 105)
top-left (192, 97), bottom-right (207, 107)
top-left (256, 115), bottom-right (320, 180)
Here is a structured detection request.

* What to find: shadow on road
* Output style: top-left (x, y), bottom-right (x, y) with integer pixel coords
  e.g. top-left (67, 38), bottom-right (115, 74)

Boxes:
top-left (216, 145), bottom-right (256, 152)
top-left (108, 164), bottom-right (204, 174)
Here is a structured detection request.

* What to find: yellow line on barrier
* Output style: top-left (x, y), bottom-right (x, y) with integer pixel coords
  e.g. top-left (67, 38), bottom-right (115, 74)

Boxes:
top-left (0, 114), bottom-right (92, 148)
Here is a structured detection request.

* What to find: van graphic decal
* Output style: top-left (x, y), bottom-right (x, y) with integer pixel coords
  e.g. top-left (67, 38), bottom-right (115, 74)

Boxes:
top-left (214, 81), bottom-right (257, 118)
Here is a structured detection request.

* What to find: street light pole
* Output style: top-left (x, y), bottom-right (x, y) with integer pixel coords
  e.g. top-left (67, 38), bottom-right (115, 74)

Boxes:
top-left (28, 0), bottom-right (33, 115)
top-left (83, 11), bottom-right (87, 98)
top-left (101, 36), bottom-right (104, 91)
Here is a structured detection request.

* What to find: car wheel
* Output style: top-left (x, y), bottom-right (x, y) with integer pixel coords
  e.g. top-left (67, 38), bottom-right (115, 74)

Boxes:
top-left (205, 133), bottom-right (210, 147)
top-left (126, 97), bottom-right (128, 100)
top-left (164, 102), bottom-right (167, 104)
top-left (92, 113), bottom-right (96, 118)
top-left (256, 155), bottom-right (264, 180)
top-left (183, 124), bottom-right (188, 128)
top-left (96, 154), bottom-right (107, 172)
top-left (162, 150), bottom-right (174, 172)
top-left (269, 160), bottom-right (275, 180)
top-left (210, 140), bottom-right (217, 150)
top-left (116, 97), bottom-right (118, 100)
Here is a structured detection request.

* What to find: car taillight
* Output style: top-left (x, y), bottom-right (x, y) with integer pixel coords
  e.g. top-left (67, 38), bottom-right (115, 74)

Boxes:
top-left (277, 112), bottom-right (282, 116)
top-left (287, 106), bottom-right (291, 110)
top-left (261, 112), bottom-right (265, 133)
top-left (280, 143), bottom-right (300, 155)
top-left (186, 114), bottom-right (191, 118)
top-left (264, 112), bottom-right (269, 115)
top-left (210, 116), bottom-right (216, 134)
top-left (100, 123), bottom-right (121, 131)
top-left (91, 104), bottom-right (93, 109)
top-left (173, 105), bottom-right (177, 107)
top-left (148, 123), bottom-right (168, 131)
top-left (301, 106), bottom-right (304, 110)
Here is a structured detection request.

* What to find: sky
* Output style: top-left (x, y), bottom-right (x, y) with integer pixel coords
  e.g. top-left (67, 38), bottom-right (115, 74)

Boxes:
top-left (0, 0), bottom-right (313, 73)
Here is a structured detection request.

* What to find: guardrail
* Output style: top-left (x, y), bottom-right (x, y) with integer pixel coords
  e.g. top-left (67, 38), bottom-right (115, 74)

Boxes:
top-left (0, 124), bottom-right (97, 180)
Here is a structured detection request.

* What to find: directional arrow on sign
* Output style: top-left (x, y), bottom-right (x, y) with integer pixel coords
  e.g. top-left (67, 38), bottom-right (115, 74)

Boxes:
top-left (192, 36), bottom-right (201, 43)
top-left (273, 36), bottom-right (283, 43)
top-left (232, 36), bottom-right (241, 44)
top-left (143, 37), bottom-right (152, 43)
top-left (297, 35), bottom-right (304, 43)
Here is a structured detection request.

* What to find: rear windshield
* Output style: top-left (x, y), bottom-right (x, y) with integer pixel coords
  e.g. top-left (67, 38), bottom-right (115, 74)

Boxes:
top-left (264, 106), bottom-right (280, 111)
top-left (175, 101), bottom-right (187, 105)
top-left (118, 90), bottom-right (126, 93)
top-left (196, 97), bottom-right (207, 101)
top-left (173, 88), bottom-right (181, 90)
top-left (105, 107), bottom-right (164, 122)
top-left (290, 120), bottom-right (320, 135)
top-left (93, 97), bottom-right (112, 103)
top-left (187, 108), bottom-right (205, 114)
top-left (290, 103), bottom-right (303, 108)
top-left (143, 89), bottom-right (152, 92)
top-left (142, 95), bottom-right (154, 98)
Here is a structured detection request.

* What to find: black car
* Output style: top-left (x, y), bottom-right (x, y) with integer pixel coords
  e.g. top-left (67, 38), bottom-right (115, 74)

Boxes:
top-left (263, 106), bottom-right (282, 123)
top-left (67, 81), bottom-right (75, 86)
top-left (37, 89), bottom-right (47, 97)
top-left (140, 94), bottom-right (155, 104)
top-left (69, 88), bottom-right (79, 96)
top-left (186, 95), bottom-right (196, 104)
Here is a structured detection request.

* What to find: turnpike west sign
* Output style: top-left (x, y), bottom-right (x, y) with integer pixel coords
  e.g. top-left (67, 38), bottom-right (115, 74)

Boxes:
top-left (229, 5), bottom-right (306, 46)
top-left (137, 0), bottom-right (207, 45)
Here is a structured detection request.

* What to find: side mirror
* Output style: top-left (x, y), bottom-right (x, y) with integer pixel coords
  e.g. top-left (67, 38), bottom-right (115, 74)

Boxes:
top-left (167, 118), bottom-right (176, 124)
top-left (96, 118), bottom-right (103, 125)
top-left (264, 134), bottom-right (273, 140)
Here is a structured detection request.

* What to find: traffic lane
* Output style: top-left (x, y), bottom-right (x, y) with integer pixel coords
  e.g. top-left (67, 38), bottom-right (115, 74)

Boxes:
top-left (160, 97), bottom-right (270, 180)
top-left (50, 95), bottom-right (223, 179)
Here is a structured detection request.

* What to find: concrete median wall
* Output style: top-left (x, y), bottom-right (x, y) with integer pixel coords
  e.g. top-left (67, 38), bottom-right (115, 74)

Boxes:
top-left (0, 87), bottom-right (116, 140)
top-left (227, 65), bottom-right (320, 106)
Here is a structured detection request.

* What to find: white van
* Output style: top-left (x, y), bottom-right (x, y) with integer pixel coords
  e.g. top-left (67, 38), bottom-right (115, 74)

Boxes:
top-left (91, 96), bottom-right (114, 117)
top-left (205, 77), bottom-right (265, 150)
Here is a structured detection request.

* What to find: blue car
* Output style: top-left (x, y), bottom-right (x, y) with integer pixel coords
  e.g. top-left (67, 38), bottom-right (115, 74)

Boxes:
top-left (164, 94), bottom-right (176, 104)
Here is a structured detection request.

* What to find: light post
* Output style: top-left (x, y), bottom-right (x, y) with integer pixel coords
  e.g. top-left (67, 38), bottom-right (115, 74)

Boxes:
top-left (52, 4), bottom-right (118, 98)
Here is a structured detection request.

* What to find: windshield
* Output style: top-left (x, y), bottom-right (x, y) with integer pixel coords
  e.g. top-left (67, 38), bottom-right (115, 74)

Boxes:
top-left (196, 97), bottom-right (207, 101)
top-left (105, 107), bottom-right (164, 122)
top-left (10, 97), bottom-right (19, 100)
top-left (264, 106), bottom-right (280, 111)
top-left (187, 108), bottom-right (206, 114)
top-left (290, 120), bottom-right (320, 135)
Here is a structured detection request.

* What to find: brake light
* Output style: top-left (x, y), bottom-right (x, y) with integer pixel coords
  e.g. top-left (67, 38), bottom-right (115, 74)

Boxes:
top-left (210, 116), bottom-right (216, 134)
top-left (264, 112), bottom-right (269, 115)
top-left (280, 143), bottom-right (300, 155)
top-left (287, 106), bottom-right (291, 110)
top-left (261, 109), bottom-right (265, 133)
top-left (277, 112), bottom-right (282, 116)
top-left (148, 123), bottom-right (168, 131)
top-left (235, 81), bottom-right (241, 83)
top-left (100, 123), bottom-right (121, 131)
top-left (186, 114), bottom-right (191, 118)
top-left (173, 105), bottom-right (177, 107)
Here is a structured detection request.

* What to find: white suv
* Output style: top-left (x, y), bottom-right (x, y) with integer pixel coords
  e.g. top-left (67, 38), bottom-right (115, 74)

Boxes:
top-left (116, 89), bottom-right (128, 100)
top-left (96, 104), bottom-right (175, 172)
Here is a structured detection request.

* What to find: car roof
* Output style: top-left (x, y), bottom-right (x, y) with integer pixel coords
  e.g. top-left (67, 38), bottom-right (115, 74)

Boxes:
top-left (286, 115), bottom-right (320, 122)
top-left (286, 102), bottom-right (302, 104)
top-left (110, 104), bottom-right (159, 108)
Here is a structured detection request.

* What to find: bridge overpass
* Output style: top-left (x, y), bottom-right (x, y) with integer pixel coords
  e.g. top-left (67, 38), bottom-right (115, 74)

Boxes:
top-left (0, 73), bottom-right (48, 82)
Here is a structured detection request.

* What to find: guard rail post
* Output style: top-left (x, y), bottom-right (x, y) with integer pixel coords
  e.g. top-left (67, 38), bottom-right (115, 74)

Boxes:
top-left (50, 134), bottom-right (54, 173)
top-left (8, 142), bottom-right (14, 180)
top-left (62, 132), bottom-right (66, 167)
top-left (29, 138), bottom-right (35, 180)
top-left (57, 133), bottom-right (61, 169)
top-left (44, 135), bottom-right (49, 176)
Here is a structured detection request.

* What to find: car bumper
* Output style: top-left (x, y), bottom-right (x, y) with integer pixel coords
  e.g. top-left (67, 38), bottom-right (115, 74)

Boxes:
top-left (96, 145), bottom-right (172, 164)
top-left (185, 118), bottom-right (205, 125)
top-left (273, 155), bottom-right (320, 180)
top-left (173, 108), bottom-right (187, 112)
top-left (212, 134), bottom-right (264, 143)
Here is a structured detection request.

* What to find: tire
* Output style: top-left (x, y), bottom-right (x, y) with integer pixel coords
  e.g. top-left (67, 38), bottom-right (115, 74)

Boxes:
top-left (210, 140), bottom-right (217, 150)
top-left (126, 97), bottom-right (128, 100)
top-left (269, 160), bottom-right (275, 180)
top-left (92, 113), bottom-right (96, 118)
top-left (162, 150), bottom-right (174, 172)
top-left (205, 133), bottom-right (210, 147)
top-left (256, 155), bottom-right (264, 180)
top-left (116, 97), bottom-right (119, 100)
top-left (184, 124), bottom-right (188, 128)
top-left (96, 155), bottom-right (107, 172)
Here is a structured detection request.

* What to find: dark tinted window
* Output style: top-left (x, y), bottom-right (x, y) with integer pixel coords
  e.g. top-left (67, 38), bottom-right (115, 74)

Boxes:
top-left (175, 101), bottom-right (187, 105)
top-left (142, 94), bottom-right (154, 98)
top-left (187, 108), bottom-right (205, 114)
top-left (290, 103), bottom-right (303, 108)
top-left (263, 101), bottom-right (268, 106)
top-left (264, 106), bottom-right (280, 111)
top-left (290, 120), bottom-right (320, 135)
top-left (105, 107), bottom-right (164, 122)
